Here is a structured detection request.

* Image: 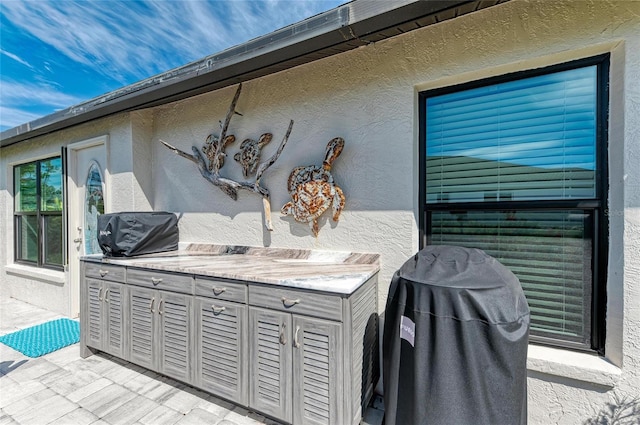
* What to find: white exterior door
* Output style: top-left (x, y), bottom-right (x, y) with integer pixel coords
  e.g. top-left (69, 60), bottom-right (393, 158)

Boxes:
top-left (67, 136), bottom-right (108, 318)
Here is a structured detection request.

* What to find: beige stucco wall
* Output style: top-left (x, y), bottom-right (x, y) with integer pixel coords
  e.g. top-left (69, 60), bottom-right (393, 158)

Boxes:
top-left (151, 0), bottom-right (640, 422)
top-left (1, 0), bottom-right (638, 422)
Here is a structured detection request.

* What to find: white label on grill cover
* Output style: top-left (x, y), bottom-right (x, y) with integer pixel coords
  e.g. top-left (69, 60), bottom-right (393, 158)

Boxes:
top-left (400, 316), bottom-right (415, 347)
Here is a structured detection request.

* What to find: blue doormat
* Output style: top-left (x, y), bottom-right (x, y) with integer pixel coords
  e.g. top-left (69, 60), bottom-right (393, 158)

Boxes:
top-left (0, 318), bottom-right (80, 358)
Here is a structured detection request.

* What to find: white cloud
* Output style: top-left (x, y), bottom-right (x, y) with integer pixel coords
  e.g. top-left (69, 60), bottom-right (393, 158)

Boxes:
top-left (0, 80), bottom-right (85, 130)
top-left (0, 80), bottom-right (84, 109)
top-left (0, 106), bottom-right (40, 132)
top-left (0, 49), bottom-right (34, 69)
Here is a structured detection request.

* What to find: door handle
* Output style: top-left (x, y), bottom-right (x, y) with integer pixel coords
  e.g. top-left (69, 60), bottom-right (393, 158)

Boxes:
top-left (294, 326), bottom-right (301, 348)
top-left (279, 323), bottom-right (287, 345)
top-left (74, 226), bottom-right (82, 243)
top-left (281, 297), bottom-right (300, 308)
top-left (212, 305), bottom-right (226, 314)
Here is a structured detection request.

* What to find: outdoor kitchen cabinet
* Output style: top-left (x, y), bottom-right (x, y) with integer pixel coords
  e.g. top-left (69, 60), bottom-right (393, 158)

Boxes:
top-left (126, 268), bottom-right (194, 383)
top-left (248, 281), bottom-right (375, 425)
top-left (80, 254), bottom-right (379, 425)
top-left (81, 263), bottom-right (127, 359)
top-left (194, 276), bottom-right (248, 406)
top-left (248, 307), bottom-right (293, 422)
top-left (248, 307), bottom-right (343, 425)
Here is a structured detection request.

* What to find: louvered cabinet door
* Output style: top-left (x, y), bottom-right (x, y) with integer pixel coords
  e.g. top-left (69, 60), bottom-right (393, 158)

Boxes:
top-left (158, 291), bottom-right (193, 383)
top-left (249, 307), bottom-right (292, 423)
top-left (195, 298), bottom-right (247, 405)
top-left (292, 316), bottom-right (343, 425)
top-left (129, 286), bottom-right (158, 371)
top-left (86, 279), bottom-right (105, 350)
top-left (104, 282), bottom-right (126, 358)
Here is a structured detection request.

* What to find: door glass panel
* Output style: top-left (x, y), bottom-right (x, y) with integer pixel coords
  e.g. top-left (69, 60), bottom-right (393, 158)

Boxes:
top-left (84, 162), bottom-right (105, 255)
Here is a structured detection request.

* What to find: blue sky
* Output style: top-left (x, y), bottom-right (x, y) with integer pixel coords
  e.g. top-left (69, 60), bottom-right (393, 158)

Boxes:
top-left (0, 0), bottom-right (345, 132)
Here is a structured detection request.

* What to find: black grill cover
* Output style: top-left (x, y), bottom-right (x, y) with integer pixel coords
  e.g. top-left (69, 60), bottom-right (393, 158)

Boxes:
top-left (97, 212), bottom-right (179, 257)
top-left (383, 246), bottom-right (530, 425)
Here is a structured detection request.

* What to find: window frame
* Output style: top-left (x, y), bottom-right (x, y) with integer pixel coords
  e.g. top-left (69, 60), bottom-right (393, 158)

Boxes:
top-left (13, 156), bottom-right (65, 271)
top-left (418, 54), bottom-right (610, 354)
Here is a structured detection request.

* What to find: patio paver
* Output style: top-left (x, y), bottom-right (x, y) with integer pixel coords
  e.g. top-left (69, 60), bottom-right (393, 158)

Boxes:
top-left (0, 296), bottom-right (384, 425)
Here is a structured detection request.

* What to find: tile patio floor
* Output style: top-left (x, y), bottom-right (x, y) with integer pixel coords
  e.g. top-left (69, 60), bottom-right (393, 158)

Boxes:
top-left (0, 296), bottom-right (384, 425)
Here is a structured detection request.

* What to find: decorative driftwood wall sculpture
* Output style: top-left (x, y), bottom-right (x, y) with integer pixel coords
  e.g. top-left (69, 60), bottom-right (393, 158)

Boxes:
top-left (160, 84), bottom-right (293, 231)
top-left (281, 137), bottom-right (345, 236)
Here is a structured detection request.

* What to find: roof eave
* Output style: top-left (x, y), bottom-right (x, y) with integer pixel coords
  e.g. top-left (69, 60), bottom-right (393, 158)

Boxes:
top-left (0, 0), bottom-right (508, 148)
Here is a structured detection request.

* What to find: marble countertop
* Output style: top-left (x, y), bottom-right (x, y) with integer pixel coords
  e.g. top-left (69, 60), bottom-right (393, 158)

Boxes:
top-left (82, 244), bottom-right (380, 294)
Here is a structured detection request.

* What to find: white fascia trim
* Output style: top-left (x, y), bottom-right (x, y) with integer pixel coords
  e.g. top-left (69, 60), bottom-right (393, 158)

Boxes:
top-left (527, 344), bottom-right (621, 388)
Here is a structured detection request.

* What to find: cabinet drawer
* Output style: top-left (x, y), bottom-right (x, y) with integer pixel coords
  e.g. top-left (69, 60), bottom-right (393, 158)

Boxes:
top-left (84, 263), bottom-right (125, 282)
top-left (249, 285), bottom-right (342, 321)
top-left (127, 268), bottom-right (193, 294)
top-left (195, 278), bottom-right (247, 303)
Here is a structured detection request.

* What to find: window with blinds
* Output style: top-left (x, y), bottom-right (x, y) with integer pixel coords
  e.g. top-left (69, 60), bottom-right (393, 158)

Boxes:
top-left (420, 56), bottom-right (608, 351)
top-left (426, 65), bottom-right (597, 204)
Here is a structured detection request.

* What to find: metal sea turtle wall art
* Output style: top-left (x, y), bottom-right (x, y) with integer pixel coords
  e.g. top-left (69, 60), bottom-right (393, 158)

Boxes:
top-left (159, 83), bottom-right (349, 236)
top-left (281, 137), bottom-right (346, 236)
top-left (203, 134), bottom-right (236, 171)
top-left (234, 133), bottom-right (273, 177)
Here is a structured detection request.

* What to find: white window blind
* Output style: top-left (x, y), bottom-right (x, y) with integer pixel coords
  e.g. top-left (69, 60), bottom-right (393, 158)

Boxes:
top-left (430, 210), bottom-right (591, 343)
top-left (426, 66), bottom-right (597, 204)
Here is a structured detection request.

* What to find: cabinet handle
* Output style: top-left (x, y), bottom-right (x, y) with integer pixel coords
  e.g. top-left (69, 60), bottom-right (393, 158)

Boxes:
top-left (213, 287), bottom-right (227, 296)
top-left (98, 288), bottom-right (104, 301)
top-left (104, 288), bottom-right (110, 303)
top-left (99, 269), bottom-right (108, 277)
top-left (158, 299), bottom-right (164, 315)
top-left (151, 277), bottom-right (163, 285)
top-left (281, 297), bottom-right (300, 308)
top-left (150, 297), bottom-right (156, 313)
top-left (294, 326), bottom-right (301, 348)
top-left (279, 323), bottom-right (287, 345)
top-left (212, 305), bottom-right (226, 314)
